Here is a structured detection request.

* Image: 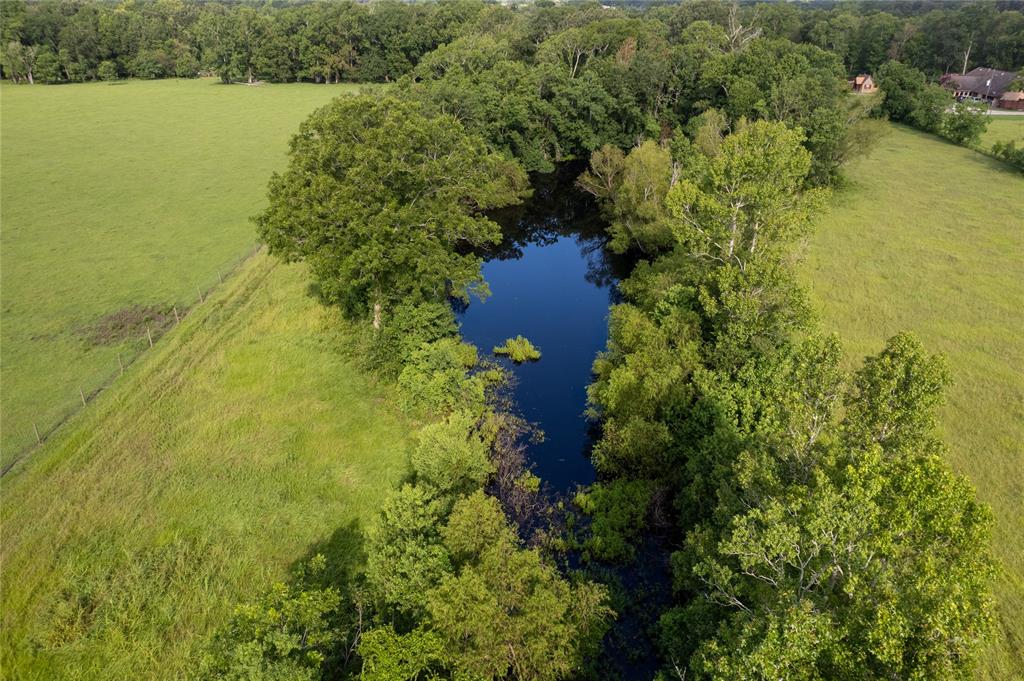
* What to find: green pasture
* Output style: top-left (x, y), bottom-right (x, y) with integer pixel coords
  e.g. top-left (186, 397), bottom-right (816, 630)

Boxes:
top-left (807, 124), bottom-right (1024, 680)
top-left (0, 78), bottom-right (355, 465)
top-left (979, 114), bottom-right (1024, 149)
top-left (0, 253), bottom-right (414, 678)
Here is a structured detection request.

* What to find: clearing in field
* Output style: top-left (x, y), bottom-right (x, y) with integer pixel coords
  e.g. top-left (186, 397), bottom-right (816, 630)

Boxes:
top-left (0, 253), bottom-right (413, 679)
top-left (0, 78), bottom-right (357, 466)
top-left (806, 123), bottom-right (1024, 679)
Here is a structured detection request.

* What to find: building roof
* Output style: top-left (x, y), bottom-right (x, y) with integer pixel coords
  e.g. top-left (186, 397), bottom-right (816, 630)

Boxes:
top-left (1001, 91), bottom-right (1024, 102)
top-left (942, 67), bottom-right (1018, 97)
top-left (854, 75), bottom-right (872, 85)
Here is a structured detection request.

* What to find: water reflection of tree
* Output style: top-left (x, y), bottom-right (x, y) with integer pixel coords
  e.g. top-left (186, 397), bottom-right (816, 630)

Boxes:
top-left (479, 162), bottom-right (634, 290)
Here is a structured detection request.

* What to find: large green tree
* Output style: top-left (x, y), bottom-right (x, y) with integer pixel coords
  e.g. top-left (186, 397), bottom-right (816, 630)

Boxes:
top-left (667, 334), bottom-right (995, 680)
top-left (256, 95), bottom-right (528, 328)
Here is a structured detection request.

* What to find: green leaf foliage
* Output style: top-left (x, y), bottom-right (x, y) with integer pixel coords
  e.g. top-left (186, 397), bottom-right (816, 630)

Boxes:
top-left (256, 95), bottom-right (528, 323)
top-left (411, 410), bottom-right (493, 500)
top-left (428, 491), bottom-right (614, 681)
top-left (492, 335), bottom-right (542, 363)
top-left (396, 338), bottom-right (488, 415)
top-left (201, 555), bottom-right (341, 681)
top-left (578, 140), bottom-right (675, 254)
top-left (574, 479), bottom-right (653, 562)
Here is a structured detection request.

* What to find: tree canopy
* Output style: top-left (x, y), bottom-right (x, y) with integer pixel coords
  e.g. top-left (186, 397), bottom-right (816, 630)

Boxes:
top-left (256, 95), bottom-right (527, 327)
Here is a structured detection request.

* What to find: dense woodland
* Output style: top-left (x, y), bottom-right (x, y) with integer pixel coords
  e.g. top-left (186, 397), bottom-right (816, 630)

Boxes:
top-left (5, 1), bottom-right (1020, 680)
top-left (2, 0), bottom-right (1023, 85)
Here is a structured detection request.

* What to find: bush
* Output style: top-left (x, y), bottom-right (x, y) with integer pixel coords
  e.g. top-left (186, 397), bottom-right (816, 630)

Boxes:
top-left (201, 555), bottom-right (341, 680)
top-left (397, 338), bottom-right (487, 413)
top-left (991, 140), bottom-right (1024, 172)
top-left (97, 60), bottom-right (119, 81)
top-left (131, 48), bottom-right (171, 79)
top-left (367, 303), bottom-right (457, 379)
top-left (174, 49), bottom-right (200, 78)
top-left (574, 479), bottom-right (653, 562)
top-left (411, 411), bottom-right (493, 499)
top-left (34, 47), bottom-right (61, 83)
top-left (941, 101), bottom-right (988, 146)
top-left (493, 335), bottom-right (541, 363)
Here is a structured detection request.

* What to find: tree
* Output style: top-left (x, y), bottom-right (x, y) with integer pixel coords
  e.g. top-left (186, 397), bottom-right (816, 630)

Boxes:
top-left (578, 140), bottom-right (675, 254)
top-left (671, 334), bottom-right (995, 680)
top-left (364, 484), bottom-right (452, 619)
top-left (2, 41), bottom-right (37, 83)
top-left (256, 95), bottom-right (528, 328)
top-left (875, 59), bottom-right (927, 122)
top-left (401, 35), bottom-right (559, 172)
top-left (908, 83), bottom-right (951, 134)
top-left (427, 491), bottom-right (612, 681)
top-left (202, 555), bottom-right (342, 681)
top-left (665, 121), bottom-right (825, 364)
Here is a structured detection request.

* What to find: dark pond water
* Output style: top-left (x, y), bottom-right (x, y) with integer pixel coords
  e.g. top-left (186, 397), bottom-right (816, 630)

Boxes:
top-left (458, 164), bottom-right (633, 492)
top-left (460, 165), bottom-right (667, 679)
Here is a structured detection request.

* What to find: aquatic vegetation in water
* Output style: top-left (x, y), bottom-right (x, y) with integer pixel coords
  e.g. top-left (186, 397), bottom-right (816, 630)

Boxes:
top-left (493, 336), bottom-right (541, 363)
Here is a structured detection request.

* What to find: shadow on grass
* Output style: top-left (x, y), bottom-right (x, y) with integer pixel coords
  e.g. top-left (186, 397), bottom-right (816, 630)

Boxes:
top-left (290, 518), bottom-right (366, 590)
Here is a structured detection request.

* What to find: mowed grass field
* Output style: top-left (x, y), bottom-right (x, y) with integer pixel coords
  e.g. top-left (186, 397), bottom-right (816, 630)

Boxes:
top-left (1, 253), bottom-right (414, 678)
top-left (806, 124), bottom-right (1024, 679)
top-left (979, 114), bottom-right (1024, 149)
top-left (0, 78), bottom-right (355, 466)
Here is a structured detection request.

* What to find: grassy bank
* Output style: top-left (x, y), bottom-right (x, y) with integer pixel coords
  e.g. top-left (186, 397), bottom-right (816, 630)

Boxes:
top-left (806, 124), bottom-right (1024, 679)
top-left (0, 78), bottom-right (356, 464)
top-left (0, 253), bottom-right (413, 679)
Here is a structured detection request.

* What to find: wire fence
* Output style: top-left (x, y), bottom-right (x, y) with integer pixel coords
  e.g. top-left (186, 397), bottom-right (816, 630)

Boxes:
top-left (1, 245), bottom-right (263, 478)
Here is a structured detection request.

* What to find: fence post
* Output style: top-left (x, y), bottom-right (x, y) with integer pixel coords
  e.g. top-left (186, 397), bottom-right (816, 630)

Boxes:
top-left (79, 386), bottom-right (86, 406)
top-left (118, 353), bottom-right (124, 375)
top-left (33, 422), bottom-right (40, 444)
top-left (173, 306), bottom-right (180, 323)
top-left (218, 269), bottom-right (224, 283)
top-left (147, 328), bottom-right (154, 347)
top-left (197, 286), bottom-right (204, 303)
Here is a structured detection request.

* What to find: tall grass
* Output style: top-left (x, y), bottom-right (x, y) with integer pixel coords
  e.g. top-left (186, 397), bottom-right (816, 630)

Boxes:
top-left (806, 124), bottom-right (1024, 680)
top-left (0, 254), bottom-right (413, 679)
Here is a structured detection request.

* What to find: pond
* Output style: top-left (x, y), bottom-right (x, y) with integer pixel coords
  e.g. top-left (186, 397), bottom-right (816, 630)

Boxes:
top-left (459, 164), bottom-right (666, 679)
top-left (458, 164), bottom-right (633, 493)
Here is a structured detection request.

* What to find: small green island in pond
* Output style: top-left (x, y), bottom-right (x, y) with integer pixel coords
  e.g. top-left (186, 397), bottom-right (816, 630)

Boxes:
top-left (493, 335), bottom-right (541, 363)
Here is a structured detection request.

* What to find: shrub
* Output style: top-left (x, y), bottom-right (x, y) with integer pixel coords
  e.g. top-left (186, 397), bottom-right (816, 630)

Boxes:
top-left (411, 411), bottom-right (493, 499)
top-left (34, 47), bottom-right (61, 83)
top-left (201, 555), bottom-right (340, 680)
top-left (97, 60), bottom-right (119, 81)
top-left (367, 303), bottom-right (457, 379)
top-left (992, 140), bottom-right (1024, 172)
top-left (941, 101), bottom-right (988, 146)
top-left (493, 335), bottom-right (541, 363)
top-left (574, 479), bottom-right (653, 562)
top-left (397, 338), bottom-right (487, 413)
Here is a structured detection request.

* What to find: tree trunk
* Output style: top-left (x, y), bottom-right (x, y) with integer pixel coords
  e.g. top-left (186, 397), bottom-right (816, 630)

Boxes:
top-left (27, 70), bottom-right (33, 85)
top-left (372, 303), bottom-right (382, 330)
top-left (961, 36), bottom-right (973, 75)
top-left (247, 65), bottom-right (253, 84)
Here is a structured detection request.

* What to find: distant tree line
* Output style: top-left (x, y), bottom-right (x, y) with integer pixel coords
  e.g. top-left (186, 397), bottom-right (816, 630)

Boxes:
top-left (2, 0), bottom-right (1022, 86)
top-left (0, 0), bottom-right (485, 84)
